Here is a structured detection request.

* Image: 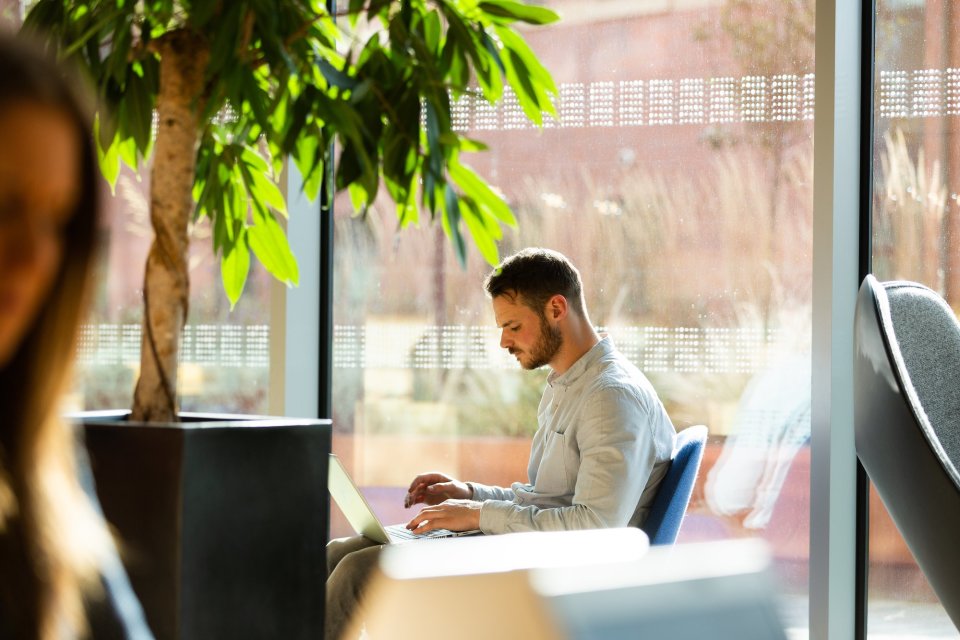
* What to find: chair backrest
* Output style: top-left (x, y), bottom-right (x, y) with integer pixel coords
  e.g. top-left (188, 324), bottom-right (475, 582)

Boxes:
top-left (641, 425), bottom-right (708, 545)
top-left (854, 275), bottom-right (960, 630)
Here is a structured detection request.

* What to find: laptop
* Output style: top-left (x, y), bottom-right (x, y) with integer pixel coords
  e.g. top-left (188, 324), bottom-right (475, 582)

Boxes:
top-left (328, 454), bottom-right (481, 543)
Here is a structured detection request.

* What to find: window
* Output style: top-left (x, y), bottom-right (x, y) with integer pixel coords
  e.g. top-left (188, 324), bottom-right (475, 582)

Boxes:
top-left (868, 0), bottom-right (960, 635)
top-left (0, 4), bottom-right (279, 416)
top-left (332, 1), bottom-right (815, 633)
top-left (72, 166), bottom-right (275, 415)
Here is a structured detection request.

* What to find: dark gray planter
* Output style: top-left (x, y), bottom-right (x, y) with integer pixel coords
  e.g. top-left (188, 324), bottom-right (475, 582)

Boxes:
top-left (74, 411), bottom-right (331, 640)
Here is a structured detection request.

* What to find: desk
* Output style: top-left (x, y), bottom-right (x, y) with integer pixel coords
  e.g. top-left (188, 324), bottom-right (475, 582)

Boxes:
top-left (355, 531), bottom-right (786, 640)
top-left (353, 528), bottom-right (648, 640)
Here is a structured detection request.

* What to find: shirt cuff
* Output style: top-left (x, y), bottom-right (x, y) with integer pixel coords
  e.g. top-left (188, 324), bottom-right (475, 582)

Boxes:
top-left (478, 500), bottom-right (515, 534)
top-left (467, 482), bottom-right (513, 502)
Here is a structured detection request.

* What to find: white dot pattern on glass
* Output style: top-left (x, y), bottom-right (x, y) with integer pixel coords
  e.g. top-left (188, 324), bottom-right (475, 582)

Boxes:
top-left (77, 323), bottom-right (270, 368)
top-left (327, 324), bottom-right (781, 374)
top-left (445, 73), bottom-right (823, 132)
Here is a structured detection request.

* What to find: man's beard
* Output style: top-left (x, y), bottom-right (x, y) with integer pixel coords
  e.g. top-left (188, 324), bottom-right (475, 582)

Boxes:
top-left (520, 316), bottom-right (563, 370)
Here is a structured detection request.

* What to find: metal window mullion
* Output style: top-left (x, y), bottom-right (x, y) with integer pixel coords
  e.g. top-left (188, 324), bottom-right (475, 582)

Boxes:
top-left (279, 163), bottom-right (323, 419)
top-left (855, 0), bottom-right (878, 636)
top-left (811, 0), bottom-right (862, 638)
top-left (277, 0), bottom-right (336, 421)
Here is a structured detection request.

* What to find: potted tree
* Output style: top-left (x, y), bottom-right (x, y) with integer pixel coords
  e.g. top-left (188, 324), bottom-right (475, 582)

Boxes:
top-left (22, 1), bottom-right (558, 638)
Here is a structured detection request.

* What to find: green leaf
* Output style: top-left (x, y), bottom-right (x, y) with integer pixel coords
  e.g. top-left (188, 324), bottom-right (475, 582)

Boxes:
top-left (21, 0), bottom-right (65, 36)
top-left (205, 2), bottom-right (243, 85)
top-left (219, 175), bottom-right (238, 243)
top-left (336, 143), bottom-right (367, 192)
top-left (241, 69), bottom-right (271, 131)
top-left (366, 0), bottom-right (392, 21)
top-left (140, 53), bottom-right (161, 100)
top-left (448, 52), bottom-right (470, 91)
top-left (189, 0), bottom-right (221, 28)
top-left (440, 6), bottom-right (501, 101)
top-left (94, 115), bottom-right (121, 190)
top-left (106, 21), bottom-right (133, 86)
top-left (479, 29), bottom-right (506, 76)
top-left (229, 166), bottom-right (248, 228)
top-left (250, 170), bottom-right (288, 217)
top-left (461, 198), bottom-right (500, 266)
top-left (192, 176), bottom-right (206, 211)
top-left (396, 199), bottom-right (418, 227)
top-left (495, 25), bottom-right (559, 98)
top-left (348, 181), bottom-right (369, 214)
top-left (478, 0), bottom-right (560, 25)
top-left (210, 184), bottom-right (227, 250)
top-left (504, 49), bottom-right (545, 125)
top-left (117, 136), bottom-right (140, 172)
top-left (293, 129), bottom-right (324, 201)
top-left (458, 136), bottom-right (489, 152)
top-left (348, 79), bottom-right (373, 105)
top-left (221, 229), bottom-right (251, 309)
top-left (317, 57), bottom-right (359, 91)
top-left (55, 4), bottom-right (130, 58)
top-left (282, 87), bottom-right (315, 151)
top-left (239, 145), bottom-right (270, 172)
top-left (442, 184), bottom-right (467, 268)
top-left (423, 101), bottom-right (444, 179)
top-left (26, 0), bottom-right (560, 311)
top-left (120, 66), bottom-right (155, 156)
top-left (449, 160), bottom-right (516, 226)
top-left (422, 10), bottom-right (442, 53)
top-left (348, 0), bottom-right (365, 26)
top-left (248, 205), bottom-right (299, 286)
top-left (143, 0), bottom-right (175, 24)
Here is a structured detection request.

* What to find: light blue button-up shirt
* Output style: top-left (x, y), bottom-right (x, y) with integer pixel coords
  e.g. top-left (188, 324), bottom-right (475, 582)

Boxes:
top-left (470, 337), bottom-right (676, 534)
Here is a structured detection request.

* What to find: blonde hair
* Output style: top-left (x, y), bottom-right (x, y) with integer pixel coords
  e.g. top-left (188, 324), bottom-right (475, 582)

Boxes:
top-left (0, 35), bottom-right (111, 639)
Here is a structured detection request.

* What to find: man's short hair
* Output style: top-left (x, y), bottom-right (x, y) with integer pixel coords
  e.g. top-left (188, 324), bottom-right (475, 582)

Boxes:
top-left (484, 248), bottom-right (586, 317)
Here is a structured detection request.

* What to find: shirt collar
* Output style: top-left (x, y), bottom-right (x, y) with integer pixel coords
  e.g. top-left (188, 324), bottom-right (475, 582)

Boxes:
top-left (547, 336), bottom-right (613, 388)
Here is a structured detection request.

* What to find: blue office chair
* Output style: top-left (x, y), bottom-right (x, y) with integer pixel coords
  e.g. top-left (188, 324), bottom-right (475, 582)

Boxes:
top-left (855, 275), bottom-right (960, 630)
top-left (641, 424), bottom-right (708, 545)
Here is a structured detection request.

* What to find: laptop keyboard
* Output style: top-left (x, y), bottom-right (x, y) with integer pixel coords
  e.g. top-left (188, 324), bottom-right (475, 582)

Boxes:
top-left (385, 524), bottom-right (459, 540)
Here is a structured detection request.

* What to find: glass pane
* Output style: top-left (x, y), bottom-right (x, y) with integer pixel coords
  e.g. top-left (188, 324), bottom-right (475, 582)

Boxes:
top-left (71, 166), bottom-right (275, 415)
top-left (333, 1), bottom-right (814, 635)
top-left (0, 5), bottom-right (275, 415)
top-left (870, 0), bottom-right (960, 635)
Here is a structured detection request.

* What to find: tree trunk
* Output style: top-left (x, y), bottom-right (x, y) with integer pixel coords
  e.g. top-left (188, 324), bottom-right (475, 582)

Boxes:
top-left (131, 32), bottom-right (209, 422)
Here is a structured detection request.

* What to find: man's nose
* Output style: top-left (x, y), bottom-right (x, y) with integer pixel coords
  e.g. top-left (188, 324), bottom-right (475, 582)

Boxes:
top-left (499, 331), bottom-right (510, 349)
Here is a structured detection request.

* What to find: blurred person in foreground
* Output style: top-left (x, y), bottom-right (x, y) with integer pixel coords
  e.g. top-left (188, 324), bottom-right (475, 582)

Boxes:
top-left (0, 35), bottom-right (152, 639)
top-left (326, 247), bottom-right (677, 639)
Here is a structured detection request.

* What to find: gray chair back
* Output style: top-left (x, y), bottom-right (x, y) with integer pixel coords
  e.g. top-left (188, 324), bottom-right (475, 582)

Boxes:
top-left (854, 275), bottom-right (960, 629)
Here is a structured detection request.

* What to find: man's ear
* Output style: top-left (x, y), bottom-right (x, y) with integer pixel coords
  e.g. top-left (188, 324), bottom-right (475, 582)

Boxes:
top-left (546, 294), bottom-right (568, 321)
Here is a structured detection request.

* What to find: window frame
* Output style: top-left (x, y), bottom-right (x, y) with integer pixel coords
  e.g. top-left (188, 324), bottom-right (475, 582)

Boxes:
top-left (271, 1), bottom-right (883, 637)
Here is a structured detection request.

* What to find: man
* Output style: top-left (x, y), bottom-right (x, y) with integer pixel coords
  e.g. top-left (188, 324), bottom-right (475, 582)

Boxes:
top-left (326, 247), bottom-right (676, 638)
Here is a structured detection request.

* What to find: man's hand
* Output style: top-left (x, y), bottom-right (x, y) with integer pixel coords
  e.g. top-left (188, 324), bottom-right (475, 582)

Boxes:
top-left (404, 472), bottom-right (473, 508)
top-left (406, 499), bottom-right (483, 533)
